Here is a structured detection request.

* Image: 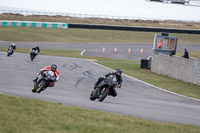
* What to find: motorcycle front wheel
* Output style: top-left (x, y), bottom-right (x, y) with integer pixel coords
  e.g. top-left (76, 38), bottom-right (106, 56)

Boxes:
top-left (30, 55), bottom-right (34, 61)
top-left (37, 80), bottom-right (46, 93)
top-left (90, 90), bottom-right (97, 101)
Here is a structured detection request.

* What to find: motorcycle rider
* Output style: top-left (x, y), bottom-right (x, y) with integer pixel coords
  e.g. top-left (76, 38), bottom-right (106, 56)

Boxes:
top-left (30, 46), bottom-right (40, 55)
top-left (8, 43), bottom-right (16, 53)
top-left (30, 46), bottom-right (40, 60)
top-left (94, 68), bottom-right (123, 97)
top-left (33, 64), bottom-right (60, 86)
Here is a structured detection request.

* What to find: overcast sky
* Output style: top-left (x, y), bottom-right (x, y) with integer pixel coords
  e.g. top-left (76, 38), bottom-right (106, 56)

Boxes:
top-left (0, 0), bottom-right (200, 21)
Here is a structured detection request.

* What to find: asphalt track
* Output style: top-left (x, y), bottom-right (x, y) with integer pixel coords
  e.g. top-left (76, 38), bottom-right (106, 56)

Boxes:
top-left (1, 41), bottom-right (200, 61)
top-left (0, 52), bottom-right (200, 126)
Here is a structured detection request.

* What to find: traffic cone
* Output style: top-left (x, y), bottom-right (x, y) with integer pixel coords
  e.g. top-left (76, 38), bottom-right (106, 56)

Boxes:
top-left (140, 48), bottom-right (143, 54)
top-left (114, 48), bottom-right (117, 53)
top-left (128, 48), bottom-right (131, 54)
top-left (102, 47), bottom-right (105, 53)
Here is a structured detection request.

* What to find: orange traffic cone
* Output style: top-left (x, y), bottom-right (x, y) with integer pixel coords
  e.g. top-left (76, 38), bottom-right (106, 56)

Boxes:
top-left (114, 48), bottom-right (117, 53)
top-left (140, 48), bottom-right (143, 54)
top-left (102, 47), bottom-right (105, 53)
top-left (128, 48), bottom-right (131, 54)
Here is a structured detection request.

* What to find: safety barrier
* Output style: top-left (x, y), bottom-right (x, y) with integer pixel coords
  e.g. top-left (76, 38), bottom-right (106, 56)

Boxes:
top-left (1, 20), bottom-right (200, 34)
top-left (0, 20), bottom-right (68, 28)
top-left (68, 23), bottom-right (200, 34)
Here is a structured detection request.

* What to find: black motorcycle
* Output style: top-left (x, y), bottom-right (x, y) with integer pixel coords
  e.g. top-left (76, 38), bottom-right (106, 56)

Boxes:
top-left (32, 71), bottom-right (56, 93)
top-left (30, 50), bottom-right (37, 61)
top-left (7, 47), bottom-right (14, 57)
top-left (90, 75), bottom-right (117, 102)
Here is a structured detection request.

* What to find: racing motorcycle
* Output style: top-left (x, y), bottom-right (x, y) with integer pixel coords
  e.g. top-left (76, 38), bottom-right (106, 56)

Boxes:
top-left (32, 71), bottom-right (56, 93)
top-left (7, 47), bottom-right (14, 57)
top-left (90, 75), bottom-right (117, 102)
top-left (30, 49), bottom-right (37, 61)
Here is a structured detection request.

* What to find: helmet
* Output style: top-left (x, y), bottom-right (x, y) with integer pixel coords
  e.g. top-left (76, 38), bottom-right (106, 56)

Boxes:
top-left (12, 43), bottom-right (15, 46)
top-left (116, 68), bottom-right (122, 75)
top-left (51, 64), bottom-right (57, 72)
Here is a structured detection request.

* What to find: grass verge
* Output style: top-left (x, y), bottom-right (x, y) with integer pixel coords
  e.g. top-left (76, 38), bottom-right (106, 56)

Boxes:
top-left (1, 47), bottom-right (200, 99)
top-left (1, 94), bottom-right (200, 133)
top-left (0, 26), bottom-right (200, 44)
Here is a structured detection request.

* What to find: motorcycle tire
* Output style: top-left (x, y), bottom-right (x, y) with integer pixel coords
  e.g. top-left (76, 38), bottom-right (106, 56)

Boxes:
top-left (32, 86), bottom-right (36, 93)
top-left (32, 83), bottom-right (38, 93)
top-left (37, 80), bottom-right (46, 93)
top-left (99, 88), bottom-right (109, 102)
top-left (30, 55), bottom-right (34, 61)
top-left (7, 53), bottom-right (10, 57)
top-left (90, 91), bottom-right (96, 101)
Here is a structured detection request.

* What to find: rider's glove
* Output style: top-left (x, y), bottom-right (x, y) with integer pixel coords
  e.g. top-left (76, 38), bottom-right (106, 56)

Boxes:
top-left (39, 70), bottom-right (43, 74)
top-left (101, 76), bottom-right (105, 79)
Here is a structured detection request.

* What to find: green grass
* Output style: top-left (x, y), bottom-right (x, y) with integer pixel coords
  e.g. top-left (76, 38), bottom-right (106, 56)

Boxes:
top-left (0, 26), bottom-right (200, 43)
top-left (1, 94), bottom-right (200, 133)
top-left (1, 47), bottom-right (200, 99)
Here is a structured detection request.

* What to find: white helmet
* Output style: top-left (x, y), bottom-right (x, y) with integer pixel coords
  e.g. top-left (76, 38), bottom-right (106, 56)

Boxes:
top-left (12, 43), bottom-right (15, 46)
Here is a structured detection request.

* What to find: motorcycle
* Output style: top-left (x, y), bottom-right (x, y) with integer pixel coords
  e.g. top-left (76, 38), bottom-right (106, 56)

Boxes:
top-left (90, 75), bottom-right (117, 102)
top-left (30, 50), bottom-right (37, 61)
top-left (32, 71), bottom-right (56, 93)
top-left (7, 47), bottom-right (14, 57)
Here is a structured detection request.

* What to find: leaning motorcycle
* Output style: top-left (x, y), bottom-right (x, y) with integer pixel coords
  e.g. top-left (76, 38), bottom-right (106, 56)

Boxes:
top-left (90, 75), bottom-right (117, 102)
top-left (32, 71), bottom-right (56, 93)
top-left (30, 50), bottom-right (37, 61)
top-left (7, 47), bottom-right (14, 57)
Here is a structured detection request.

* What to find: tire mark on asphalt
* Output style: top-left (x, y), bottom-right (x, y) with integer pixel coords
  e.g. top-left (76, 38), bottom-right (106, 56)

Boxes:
top-left (74, 70), bottom-right (95, 88)
top-left (63, 63), bottom-right (82, 70)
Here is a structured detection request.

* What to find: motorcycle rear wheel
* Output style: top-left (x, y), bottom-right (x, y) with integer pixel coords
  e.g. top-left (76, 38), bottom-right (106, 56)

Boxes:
top-left (99, 88), bottom-right (109, 102)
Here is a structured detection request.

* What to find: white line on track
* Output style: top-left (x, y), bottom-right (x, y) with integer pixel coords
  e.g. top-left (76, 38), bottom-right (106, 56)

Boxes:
top-left (81, 50), bottom-right (86, 56)
top-left (91, 61), bottom-right (200, 102)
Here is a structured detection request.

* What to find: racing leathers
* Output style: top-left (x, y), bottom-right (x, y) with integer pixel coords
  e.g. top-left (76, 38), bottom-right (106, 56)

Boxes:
top-left (33, 66), bottom-right (60, 86)
top-left (30, 46), bottom-right (40, 55)
top-left (8, 44), bottom-right (16, 54)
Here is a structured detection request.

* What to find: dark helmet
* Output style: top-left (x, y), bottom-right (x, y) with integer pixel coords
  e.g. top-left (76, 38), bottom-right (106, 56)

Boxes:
top-left (51, 64), bottom-right (57, 72)
top-left (116, 68), bottom-right (122, 75)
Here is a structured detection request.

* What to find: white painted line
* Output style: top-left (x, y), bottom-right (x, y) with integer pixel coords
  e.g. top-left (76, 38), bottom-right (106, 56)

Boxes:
top-left (81, 50), bottom-right (86, 56)
top-left (0, 91), bottom-right (7, 96)
top-left (91, 61), bottom-right (200, 102)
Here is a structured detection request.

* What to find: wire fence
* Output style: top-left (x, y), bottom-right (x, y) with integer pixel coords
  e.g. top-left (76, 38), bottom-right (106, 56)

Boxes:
top-left (0, 10), bottom-right (199, 23)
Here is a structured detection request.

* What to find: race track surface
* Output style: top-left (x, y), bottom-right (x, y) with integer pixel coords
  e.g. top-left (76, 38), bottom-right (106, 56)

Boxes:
top-left (1, 41), bottom-right (199, 61)
top-left (0, 52), bottom-right (200, 126)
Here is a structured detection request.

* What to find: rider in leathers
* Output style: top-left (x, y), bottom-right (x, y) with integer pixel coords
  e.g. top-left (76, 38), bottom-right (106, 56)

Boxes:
top-left (33, 64), bottom-right (60, 86)
top-left (94, 68), bottom-right (123, 97)
top-left (8, 43), bottom-right (16, 54)
top-left (30, 46), bottom-right (40, 55)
